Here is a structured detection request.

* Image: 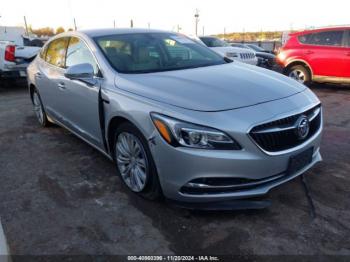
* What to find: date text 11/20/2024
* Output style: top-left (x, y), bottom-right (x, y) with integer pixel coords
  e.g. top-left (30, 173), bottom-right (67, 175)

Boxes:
top-left (127, 256), bottom-right (220, 261)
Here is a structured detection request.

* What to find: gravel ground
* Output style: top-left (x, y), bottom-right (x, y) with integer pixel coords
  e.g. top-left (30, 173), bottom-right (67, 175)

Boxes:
top-left (0, 80), bottom-right (349, 259)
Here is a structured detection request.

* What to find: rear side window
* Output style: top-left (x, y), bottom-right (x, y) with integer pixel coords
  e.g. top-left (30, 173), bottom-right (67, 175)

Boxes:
top-left (45, 37), bottom-right (69, 67)
top-left (66, 37), bottom-right (99, 75)
top-left (299, 30), bottom-right (344, 47)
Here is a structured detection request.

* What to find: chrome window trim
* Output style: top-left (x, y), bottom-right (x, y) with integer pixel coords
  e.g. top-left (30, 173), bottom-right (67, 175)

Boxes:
top-left (38, 35), bottom-right (104, 79)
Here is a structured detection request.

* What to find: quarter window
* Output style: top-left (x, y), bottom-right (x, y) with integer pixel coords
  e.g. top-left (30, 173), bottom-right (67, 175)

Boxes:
top-left (66, 37), bottom-right (99, 75)
top-left (45, 37), bottom-right (69, 67)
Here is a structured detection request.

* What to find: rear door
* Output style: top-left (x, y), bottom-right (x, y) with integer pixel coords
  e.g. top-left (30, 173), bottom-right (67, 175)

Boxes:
top-left (300, 30), bottom-right (346, 77)
top-left (344, 30), bottom-right (350, 77)
top-left (38, 37), bottom-right (69, 121)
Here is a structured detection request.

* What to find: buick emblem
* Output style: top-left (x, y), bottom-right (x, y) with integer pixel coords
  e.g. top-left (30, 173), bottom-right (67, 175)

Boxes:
top-left (295, 115), bottom-right (310, 140)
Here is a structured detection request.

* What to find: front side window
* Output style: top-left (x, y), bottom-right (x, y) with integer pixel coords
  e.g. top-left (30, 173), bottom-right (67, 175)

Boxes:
top-left (300, 31), bottom-right (344, 47)
top-left (66, 37), bottom-right (99, 75)
top-left (45, 37), bottom-right (69, 67)
top-left (95, 33), bottom-right (228, 74)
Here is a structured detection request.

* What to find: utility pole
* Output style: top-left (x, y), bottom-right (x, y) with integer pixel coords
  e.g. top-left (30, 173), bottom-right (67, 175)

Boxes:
top-left (148, 22), bottom-right (150, 29)
top-left (23, 16), bottom-right (29, 36)
top-left (202, 26), bottom-right (205, 36)
top-left (114, 20), bottom-right (116, 28)
top-left (73, 18), bottom-right (77, 31)
top-left (130, 19), bottom-right (134, 28)
top-left (177, 25), bottom-right (181, 33)
top-left (194, 9), bottom-right (200, 36)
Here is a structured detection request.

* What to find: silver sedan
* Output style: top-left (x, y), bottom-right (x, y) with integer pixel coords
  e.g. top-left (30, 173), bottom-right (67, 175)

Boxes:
top-left (27, 29), bottom-right (322, 205)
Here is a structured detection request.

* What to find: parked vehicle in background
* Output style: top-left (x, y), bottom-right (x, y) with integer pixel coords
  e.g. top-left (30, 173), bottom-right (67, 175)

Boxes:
top-left (231, 43), bottom-right (276, 69)
top-left (277, 26), bottom-right (350, 85)
top-left (199, 36), bottom-right (258, 65)
top-left (245, 44), bottom-right (274, 54)
top-left (27, 29), bottom-right (322, 206)
top-left (0, 26), bottom-right (42, 79)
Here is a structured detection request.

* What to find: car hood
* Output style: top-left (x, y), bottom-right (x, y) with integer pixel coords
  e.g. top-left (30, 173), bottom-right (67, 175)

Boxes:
top-left (210, 46), bottom-right (255, 55)
top-left (115, 63), bottom-right (306, 112)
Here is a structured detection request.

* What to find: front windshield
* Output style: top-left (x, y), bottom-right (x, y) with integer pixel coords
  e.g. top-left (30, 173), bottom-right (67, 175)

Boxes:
top-left (94, 33), bottom-right (229, 74)
top-left (200, 37), bottom-right (231, 48)
top-left (247, 44), bottom-right (264, 52)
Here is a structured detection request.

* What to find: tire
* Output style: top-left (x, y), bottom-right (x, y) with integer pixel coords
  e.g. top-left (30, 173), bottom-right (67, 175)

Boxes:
top-left (32, 89), bottom-right (50, 127)
top-left (113, 122), bottom-right (162, 200)
top-left (286, 65), bottom-right (311, 85)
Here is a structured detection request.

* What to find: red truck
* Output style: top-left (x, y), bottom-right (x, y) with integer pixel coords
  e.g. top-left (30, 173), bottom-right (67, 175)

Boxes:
top-left (277, 26), bottom-right (350, 85)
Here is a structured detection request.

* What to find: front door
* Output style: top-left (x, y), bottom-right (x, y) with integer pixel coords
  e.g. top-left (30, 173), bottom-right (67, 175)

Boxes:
top-left (59, 36), bottom-right (103, 148)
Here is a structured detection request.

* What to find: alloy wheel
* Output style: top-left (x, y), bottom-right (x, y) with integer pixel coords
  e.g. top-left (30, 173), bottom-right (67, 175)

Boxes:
top-left (289, 69), bottom-right (306, 84)
top-left (116, 132), bottom-right (148, 192)
top-left (33, 92), bottom-right (44, 125)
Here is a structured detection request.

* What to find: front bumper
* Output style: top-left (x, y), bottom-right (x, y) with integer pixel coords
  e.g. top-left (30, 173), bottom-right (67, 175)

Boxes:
top-left (149, 91), bottom-right (322, 203)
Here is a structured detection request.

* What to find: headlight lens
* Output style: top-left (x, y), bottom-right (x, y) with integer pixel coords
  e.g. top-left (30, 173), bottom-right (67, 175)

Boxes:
top-left (151, 113), bottom-right (241, 150)
top-left (226, 52), bottom-right (238, 58)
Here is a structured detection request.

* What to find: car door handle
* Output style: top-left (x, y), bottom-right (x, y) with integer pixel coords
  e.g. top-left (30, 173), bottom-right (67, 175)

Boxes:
top-left (304, 50), bottom-right (314, 55)
top-left (57, 82), bottom-right (66, 90)
top-left (346, 52), bottom-right (350, 56)
top-left (35, 72), bottom-right (42, 79)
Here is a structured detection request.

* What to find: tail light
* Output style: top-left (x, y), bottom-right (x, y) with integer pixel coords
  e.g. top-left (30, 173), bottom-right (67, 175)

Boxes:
top-left (5, 45), bottom-right (15, 62)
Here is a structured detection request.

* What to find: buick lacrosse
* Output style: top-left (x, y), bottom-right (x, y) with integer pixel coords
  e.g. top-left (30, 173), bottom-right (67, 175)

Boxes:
top-left (27, 29), bottom-right (322, 204)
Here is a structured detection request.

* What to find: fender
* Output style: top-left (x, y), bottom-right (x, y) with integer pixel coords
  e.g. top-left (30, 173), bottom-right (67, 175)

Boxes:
top-left (98, 86), bottom-right (109, 154)
top-left (285, 58), bottom-right (314, 77)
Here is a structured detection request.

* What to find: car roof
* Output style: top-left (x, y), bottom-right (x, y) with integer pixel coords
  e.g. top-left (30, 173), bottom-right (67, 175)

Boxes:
top-left (290, 26), bottom-right (350, 36)
top-left (79, 28), bottom-right (171, 38)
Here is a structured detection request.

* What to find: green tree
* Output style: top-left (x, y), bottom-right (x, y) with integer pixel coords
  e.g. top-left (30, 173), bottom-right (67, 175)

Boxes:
top-left (56, 27), bottom-right (65, 34)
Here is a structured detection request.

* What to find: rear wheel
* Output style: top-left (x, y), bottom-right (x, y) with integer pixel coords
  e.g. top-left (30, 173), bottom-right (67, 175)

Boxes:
top-left (114, 122), bottom-right (162, 200)
top-left (286, 65), bottom-right (311, 85)
top-left (32, 89), bottom-right (49, 127)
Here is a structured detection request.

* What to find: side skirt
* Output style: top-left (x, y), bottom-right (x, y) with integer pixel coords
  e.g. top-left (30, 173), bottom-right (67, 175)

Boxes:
top-left (313, 75), bottom-right (350, 85)
top-left (47, 113), bottom-right (113, 161)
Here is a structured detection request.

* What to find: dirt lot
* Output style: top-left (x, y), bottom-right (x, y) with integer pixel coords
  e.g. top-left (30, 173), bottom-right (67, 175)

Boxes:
top-left (0, 80), bottom-right (349, 259)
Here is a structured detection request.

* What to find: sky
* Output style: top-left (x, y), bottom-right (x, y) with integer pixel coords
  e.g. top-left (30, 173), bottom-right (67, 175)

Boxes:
top-left (0, 0), bottom-right (348, 35)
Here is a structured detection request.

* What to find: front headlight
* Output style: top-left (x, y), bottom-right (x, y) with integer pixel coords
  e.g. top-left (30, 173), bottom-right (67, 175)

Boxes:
top-left (151, 113), bottom-right (241, 150)
top-left (226, 52), bottom-right (238, 58)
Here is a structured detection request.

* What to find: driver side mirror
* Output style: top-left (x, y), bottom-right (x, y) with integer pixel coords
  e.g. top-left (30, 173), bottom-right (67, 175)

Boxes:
top-left (64, 63), bottom-right (97, 86)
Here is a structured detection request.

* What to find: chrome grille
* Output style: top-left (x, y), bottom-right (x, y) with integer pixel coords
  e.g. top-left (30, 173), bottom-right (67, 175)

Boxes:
top-left (249, 105), bottom-right (322, 152)
top-left (240, 53), bottom-right (255, 59)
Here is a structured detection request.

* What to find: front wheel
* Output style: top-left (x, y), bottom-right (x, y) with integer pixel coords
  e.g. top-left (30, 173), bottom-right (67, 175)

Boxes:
top-left (114, 122), bottom-right (162, 200)
top-left (286, 65), bottom-right (311, 85)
